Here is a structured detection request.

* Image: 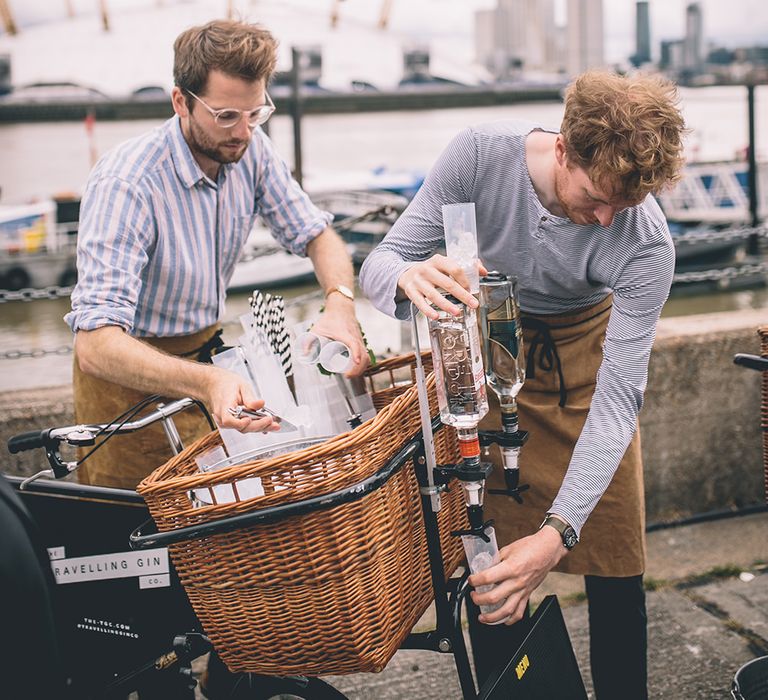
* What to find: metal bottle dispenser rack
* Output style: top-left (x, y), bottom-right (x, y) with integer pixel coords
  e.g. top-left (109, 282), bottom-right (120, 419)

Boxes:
top-left (411, 291), bottom-right (522, 620)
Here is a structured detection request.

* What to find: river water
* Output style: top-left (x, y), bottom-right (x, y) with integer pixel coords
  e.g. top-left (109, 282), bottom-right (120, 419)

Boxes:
top-left (1, 86), bottom-right (767, 391)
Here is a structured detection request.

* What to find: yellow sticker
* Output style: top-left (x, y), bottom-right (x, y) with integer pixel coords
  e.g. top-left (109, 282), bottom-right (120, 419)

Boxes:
top-left (515, 653), bottom-right (530, 680)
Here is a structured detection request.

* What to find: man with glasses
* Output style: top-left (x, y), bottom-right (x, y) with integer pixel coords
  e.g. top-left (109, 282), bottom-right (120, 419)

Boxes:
top-left (66, 19), bottom-right (367, 499)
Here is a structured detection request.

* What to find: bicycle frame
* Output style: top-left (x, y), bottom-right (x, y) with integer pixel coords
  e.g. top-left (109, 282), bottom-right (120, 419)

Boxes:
top-left (6, 399), bottom-right (494, 698)
top-left (7, 395), bottom-right (562, 698)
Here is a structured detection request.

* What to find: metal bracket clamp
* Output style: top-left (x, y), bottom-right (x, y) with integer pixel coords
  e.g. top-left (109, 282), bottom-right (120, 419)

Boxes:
top-left (419, 483), bottom-right (449, 497)
top-left (479, 429), bottom-right (529, 449)
top-left (436, 461), bottom-right (494, 483)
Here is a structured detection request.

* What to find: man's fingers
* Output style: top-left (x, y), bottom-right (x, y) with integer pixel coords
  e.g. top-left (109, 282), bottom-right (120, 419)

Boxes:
top-left (405, 288), bottom-right (440, 319)
top-left (242, 397), bottom-right (266, 411)
top-left (414, 279), bottom-right (461, 316)
top-left (469, 559), bottom-right (509, 588)
top-left (421, 268), bottom-right (478, 310)
top-left (478, 590), bottom-right (528, 626)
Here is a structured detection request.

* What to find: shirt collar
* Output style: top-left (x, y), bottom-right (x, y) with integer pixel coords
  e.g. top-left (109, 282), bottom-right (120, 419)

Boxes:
top-left (168, 115), bottom-right (210, 189)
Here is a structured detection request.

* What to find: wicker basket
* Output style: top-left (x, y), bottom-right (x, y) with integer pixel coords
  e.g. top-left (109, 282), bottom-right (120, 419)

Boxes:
top-left (137, 352), bottom-right (468, 676)
top-left (759, 326), bottom-right (768, 503)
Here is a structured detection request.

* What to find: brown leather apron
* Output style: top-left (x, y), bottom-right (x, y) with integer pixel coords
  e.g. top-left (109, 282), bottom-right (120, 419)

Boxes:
top-left (72, 326), bottom-right (222, 490)
top-left (481, 294), bottom-right (646, 578)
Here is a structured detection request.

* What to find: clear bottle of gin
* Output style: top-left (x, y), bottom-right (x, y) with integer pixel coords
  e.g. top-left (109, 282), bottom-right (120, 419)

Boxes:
top-left (478, 272), bottom-right (525, 401)
top-left (427, 295), bottom-right (489, 429)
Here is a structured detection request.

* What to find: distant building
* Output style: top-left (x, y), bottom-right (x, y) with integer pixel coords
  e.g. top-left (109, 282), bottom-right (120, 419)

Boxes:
top-left (474, 0), bottom-right (560, 80)
top-left (632, 1), bottom-right (651, 67)
top-left (683, 2), bottom-right (704, 73)
top-left (659, 38), bottom-right (685, 71)
top-left (566, 0), bottom-right (604, 75)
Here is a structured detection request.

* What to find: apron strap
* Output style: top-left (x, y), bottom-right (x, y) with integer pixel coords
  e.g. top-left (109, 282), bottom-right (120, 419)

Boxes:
top-left (178, 328), bottom-right (228, 364)
top-left (522, 317), bottom-right (568, 408)
top-left (520, 301), bottom-right (613, 409)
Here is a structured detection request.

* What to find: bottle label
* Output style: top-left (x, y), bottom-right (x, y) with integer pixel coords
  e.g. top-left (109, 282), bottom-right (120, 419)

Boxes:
top-left (488, 319), bottom-right (519, 357)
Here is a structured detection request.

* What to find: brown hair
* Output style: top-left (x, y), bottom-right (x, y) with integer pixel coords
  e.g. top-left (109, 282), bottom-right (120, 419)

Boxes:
top-left (173, 19), bottom-right (278, 96)
top-left (560, 71), bottom-right (687, 201)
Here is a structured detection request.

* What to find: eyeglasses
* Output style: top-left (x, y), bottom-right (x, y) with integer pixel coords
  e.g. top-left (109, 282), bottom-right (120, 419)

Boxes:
top-left (185, 89), bottom-right (275, 128)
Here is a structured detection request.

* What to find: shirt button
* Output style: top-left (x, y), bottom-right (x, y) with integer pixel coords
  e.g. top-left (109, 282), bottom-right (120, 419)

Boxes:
top-left (541, 216), bottom-right (547, 222)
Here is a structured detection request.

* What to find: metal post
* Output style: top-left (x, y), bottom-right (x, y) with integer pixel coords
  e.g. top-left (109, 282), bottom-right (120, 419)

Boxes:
top-left (0, 0), bottom-right (18, 35)
top-left (746, 83), bottom-right (760, 256)
top-left (290, 47), bottom-right (304, 187)
top-left (98, 0), bottom-right (110, 32)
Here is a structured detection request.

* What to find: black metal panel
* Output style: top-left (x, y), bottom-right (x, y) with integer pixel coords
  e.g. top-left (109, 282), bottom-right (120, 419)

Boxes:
top-left (15, 485), bottom-right (199, 695)
top-left (479, 596), bottom-right (587, 700)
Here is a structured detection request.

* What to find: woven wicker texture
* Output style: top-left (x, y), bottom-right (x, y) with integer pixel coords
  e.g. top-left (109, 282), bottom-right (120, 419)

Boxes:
top-left (137, 352), bottom-right (468, 675)
top-left (760, 327), bottom-right (768, 503)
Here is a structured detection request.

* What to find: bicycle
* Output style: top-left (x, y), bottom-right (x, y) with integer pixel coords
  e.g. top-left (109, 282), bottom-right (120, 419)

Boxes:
top-left (6, 389), bottom-right (586, 699)
top-left (731, 346), bottom-right (768, 700)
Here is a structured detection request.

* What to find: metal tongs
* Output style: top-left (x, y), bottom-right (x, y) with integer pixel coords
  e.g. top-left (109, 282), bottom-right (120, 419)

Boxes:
top-left (227, 404), bottom-right (297, 431)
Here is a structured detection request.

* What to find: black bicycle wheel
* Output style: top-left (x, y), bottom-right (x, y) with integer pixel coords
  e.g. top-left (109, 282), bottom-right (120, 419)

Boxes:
top-left (244, 674), bottom-right (347, 700)
top-left (203, 672), bottom-right (348, 700)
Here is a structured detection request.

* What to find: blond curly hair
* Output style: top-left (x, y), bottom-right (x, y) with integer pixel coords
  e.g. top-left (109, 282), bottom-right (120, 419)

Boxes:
top-left (561, 71), bottom-right (687, 202)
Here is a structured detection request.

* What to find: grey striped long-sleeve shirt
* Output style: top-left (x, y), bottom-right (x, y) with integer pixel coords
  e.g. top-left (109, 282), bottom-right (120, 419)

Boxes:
top-left (359, 120), bottom-right (675, 535)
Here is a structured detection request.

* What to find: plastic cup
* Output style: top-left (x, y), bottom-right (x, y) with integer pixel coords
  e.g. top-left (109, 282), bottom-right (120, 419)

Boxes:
top-left (295, 331), bottom-right (328, 365)
top-left (318, 341), bottom-right (353, 374)
top-left (442, 202), bottom-right (479, 294)
top-left (461, 526), bottom-right (509, 624)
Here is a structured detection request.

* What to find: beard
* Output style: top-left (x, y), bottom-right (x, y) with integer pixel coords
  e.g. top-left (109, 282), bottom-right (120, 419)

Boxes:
top-left (187, 116), bottom-right (249, 165)
top-left (553, 168), bottom-right (595, 225)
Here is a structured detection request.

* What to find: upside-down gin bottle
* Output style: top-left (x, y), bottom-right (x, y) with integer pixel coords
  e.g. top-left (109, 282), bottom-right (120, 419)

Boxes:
top-left (428, 294), bottom-right (506, 619)
top-left (479, 272), bottom-right (526, 480)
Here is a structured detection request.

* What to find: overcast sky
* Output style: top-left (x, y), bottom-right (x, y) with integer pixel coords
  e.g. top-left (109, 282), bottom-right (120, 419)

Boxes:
top-left (6, 0), bottom-right (768, 63)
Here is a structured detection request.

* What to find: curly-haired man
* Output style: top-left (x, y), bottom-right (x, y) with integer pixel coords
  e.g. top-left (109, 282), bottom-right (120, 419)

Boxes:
top-left (360, 70), bottom-right (686, 698)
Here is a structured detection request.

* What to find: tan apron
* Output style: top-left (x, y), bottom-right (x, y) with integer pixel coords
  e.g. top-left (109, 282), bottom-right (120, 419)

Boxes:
top-left (72, 326), bottom-right (222, 490)
top-left (481, 294), bottom-right (646, 578)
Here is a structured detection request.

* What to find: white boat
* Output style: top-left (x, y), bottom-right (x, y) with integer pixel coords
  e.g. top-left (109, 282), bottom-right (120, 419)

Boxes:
top-left (657, 160), bottom-right (768, 225)
top-left (227, 225), bottom-right (317, 292)
top-left (312, 188), bottom-right (410, 264)
top-left (0, 200), bottom-right (78, 290)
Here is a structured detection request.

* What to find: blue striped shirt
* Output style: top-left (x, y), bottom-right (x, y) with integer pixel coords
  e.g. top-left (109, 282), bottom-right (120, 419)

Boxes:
top-left (360, 121), bottom-right (675, 535)
top-left (66, 116), bottom-right (332, 337)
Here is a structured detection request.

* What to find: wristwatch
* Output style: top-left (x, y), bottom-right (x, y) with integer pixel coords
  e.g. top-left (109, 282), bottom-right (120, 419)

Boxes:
top-left (539, 514), bottom-right (578, 550)
top-left (325, 284), bottom-right (355, 302)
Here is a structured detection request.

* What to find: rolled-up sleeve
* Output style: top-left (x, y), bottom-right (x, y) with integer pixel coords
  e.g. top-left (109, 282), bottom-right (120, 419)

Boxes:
top-left (255, 133), bottom-right (332, 256)
top-left (65, 176), bottom-right (154, 333)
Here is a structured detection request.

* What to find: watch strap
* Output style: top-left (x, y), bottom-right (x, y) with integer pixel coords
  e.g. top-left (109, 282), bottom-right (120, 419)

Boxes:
top-left (325, 285), bottom-right (354, 302)
top-left (539, 514), bottom-right (578, 550)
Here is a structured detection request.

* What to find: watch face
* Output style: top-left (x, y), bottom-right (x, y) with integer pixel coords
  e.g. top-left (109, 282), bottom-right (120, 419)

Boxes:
top-left (563, 528), bottom-right (578, 549)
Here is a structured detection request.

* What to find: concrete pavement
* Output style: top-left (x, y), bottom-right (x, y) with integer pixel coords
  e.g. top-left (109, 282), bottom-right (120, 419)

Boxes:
top-left (319, 510), bottom-right (768, 699)
top-left (184, 511), bottom-right (768, 699)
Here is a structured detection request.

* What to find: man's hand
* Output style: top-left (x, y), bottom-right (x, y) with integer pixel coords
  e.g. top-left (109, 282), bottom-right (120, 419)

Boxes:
top-left (397, 255), bottom-right (488, 320)
top-left (203, 366), bottom-right (282, 434)
top-left (468, 526), bottom-right (568, 625)
top-left (310, 293), bottom-right (370, 377)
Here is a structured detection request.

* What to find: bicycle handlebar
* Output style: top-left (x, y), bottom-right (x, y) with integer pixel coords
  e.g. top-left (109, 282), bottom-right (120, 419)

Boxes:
top-left (734, 353), bottom-right (768, 372)
top-left (7, 429), bottom-right (51, 454)
top-left (7, 398), bottom-right (198, 453)
top-left (7, 398), bottom-right (200, 487)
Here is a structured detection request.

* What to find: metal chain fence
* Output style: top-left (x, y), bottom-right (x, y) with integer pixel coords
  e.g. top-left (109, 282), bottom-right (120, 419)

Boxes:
top-left (1, 226), bottom-right (765, 360)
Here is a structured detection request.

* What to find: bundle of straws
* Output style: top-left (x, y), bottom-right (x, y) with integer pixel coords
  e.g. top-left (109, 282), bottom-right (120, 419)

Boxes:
top-left (248, 290), bottom-right (292, 376)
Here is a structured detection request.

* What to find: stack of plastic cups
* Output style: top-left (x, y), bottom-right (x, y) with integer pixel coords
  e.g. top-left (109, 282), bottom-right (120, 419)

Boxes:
top-left (442, 202), bottom-right (480, 296)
